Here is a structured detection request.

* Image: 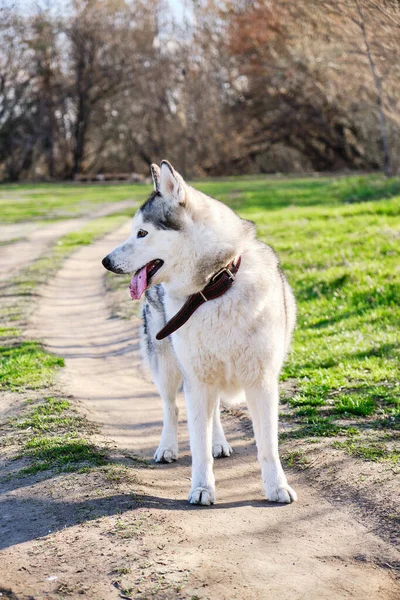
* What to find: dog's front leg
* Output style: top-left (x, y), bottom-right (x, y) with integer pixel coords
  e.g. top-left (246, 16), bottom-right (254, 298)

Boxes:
top-left (185, 379), bottom-right (216, 505)
top-left (246, 377), bottom-right (297, 503)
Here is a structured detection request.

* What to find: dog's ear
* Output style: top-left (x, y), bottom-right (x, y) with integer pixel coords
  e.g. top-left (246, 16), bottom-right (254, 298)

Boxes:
top-left (150, 163), bottom-right (160, 191)
top-left (159, 160), bottom-right (186, 205)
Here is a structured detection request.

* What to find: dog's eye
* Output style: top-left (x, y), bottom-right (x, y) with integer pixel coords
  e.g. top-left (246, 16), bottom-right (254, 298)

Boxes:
top-left (137, 229), bottom-right (148, 239)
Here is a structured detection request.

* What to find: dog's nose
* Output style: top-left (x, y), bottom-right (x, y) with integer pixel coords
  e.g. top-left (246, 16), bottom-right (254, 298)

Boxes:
top-left (102, 255), bottom-right (112, 271)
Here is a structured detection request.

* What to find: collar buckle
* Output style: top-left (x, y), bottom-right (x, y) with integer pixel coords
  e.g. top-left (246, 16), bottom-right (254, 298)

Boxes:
top-left (211, 261), bottom-right (237, 282)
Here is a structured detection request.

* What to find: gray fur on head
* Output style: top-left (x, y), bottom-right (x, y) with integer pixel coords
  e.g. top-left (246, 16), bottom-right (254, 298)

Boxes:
top-left (140, 191), bottom-right (183, 231)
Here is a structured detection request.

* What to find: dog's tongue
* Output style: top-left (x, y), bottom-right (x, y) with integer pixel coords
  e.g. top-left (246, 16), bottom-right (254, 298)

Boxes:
top-left (129, 266), bottom-right (147, 300)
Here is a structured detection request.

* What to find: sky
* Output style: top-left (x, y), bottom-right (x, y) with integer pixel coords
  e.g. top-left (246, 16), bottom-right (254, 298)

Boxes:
top-left (9, 0), bottom-right (187, 20)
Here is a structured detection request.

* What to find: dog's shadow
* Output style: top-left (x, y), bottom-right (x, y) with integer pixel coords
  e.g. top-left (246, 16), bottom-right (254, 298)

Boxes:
top-left (0, 488), bottom-right (288, 551)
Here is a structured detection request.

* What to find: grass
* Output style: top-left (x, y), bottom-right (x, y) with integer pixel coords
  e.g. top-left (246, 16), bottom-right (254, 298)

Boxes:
top-left (1, 174), bottom-right (399, 465)
top-left (334, 395), bottom-right (376, 416)
top-left (0, 326), bottom-right (21, 339)
top-left (58, 214), bottom-right (128, 247)
top-left (88, 173), bottom-right (399, 462)
top-left (0, 213), bottom-right (128, 392)
top-left (199, 173), bottom-right (400, 462)
top-left (21, 434), bottom-right (107, 475)
top-left (2, 173), bottom-right (400, 223)
top-left (280, 416), bottom-right (347, 439)
top-left (3, 396), bottom-right (107, 476)
top-left (0, 208), bottom-right (137, 479)
top-left (11, 396), bottom-right (81, 431)
top-left (194, 173), bottom-right (400, 210)
top-left (333, 440), bottom-right (400, 464)
top-left (0, 342), bottom-right (64, 391)
top-left (0, 182), bottom-right (148, 223)
top-left (282, 450), bottom-right (310, 470)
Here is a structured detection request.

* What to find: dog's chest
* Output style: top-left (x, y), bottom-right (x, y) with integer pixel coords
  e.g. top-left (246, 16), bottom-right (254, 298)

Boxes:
top-left (165, 293), bottom-right (266, 387)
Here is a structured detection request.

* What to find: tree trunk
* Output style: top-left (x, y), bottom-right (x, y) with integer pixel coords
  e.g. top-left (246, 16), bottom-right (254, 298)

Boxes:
top-left (355, 0), bottom-right (392, 177)
top-left (72, 53), bottom-right (89, 178)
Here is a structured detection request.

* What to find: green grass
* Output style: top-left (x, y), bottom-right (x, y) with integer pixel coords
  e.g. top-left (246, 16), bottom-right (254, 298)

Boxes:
top-left (334, 395), bottom-right (376, 416)
top-left (3, 173), bottom-right (400, 223)
top-left (280, 416), bottom-right (347, 439)
top-left (0, 203), bottom-right (140, 481)
top-left (0, 183), bottom-right (147, 223)
top-left (0, 326), bottom-right (21, 339)
top-left (2, 174), bottom-right (399, 465)
top-left (197, 173), bottom-right (400, 461)
top-left (333, 440), bottom-right (400, 464)
top-left (60, 214), bottom-right (129, 247)
top-left (0, 214), bottom-right (128, 393)
top-left (0, 342), bottom-right (64, 391)
top-left (207, 175), bottom-right (400, 427)
top-left (288, 395), bottom-right (326, 408)
top-left (194, 173), bottom-right (400, 210)
top-left (21, 434), bottom-right (107, 475)
top-left (10, 396), bottom-right (84, 432)
top-left (3, 396), bottom-right (107, 476)
top-left (101, 173), bottom-right (399, 462)
top-left (282, 450), bottom-right (310, 470)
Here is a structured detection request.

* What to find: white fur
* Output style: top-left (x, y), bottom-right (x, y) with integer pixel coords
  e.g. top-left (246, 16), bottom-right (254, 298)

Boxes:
top-left (104, 161), bottom-right (297, 505)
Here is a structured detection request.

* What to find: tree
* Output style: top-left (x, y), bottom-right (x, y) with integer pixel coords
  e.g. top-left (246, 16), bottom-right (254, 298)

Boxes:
top-left (67, 0), bottom-right (143, 175)
top-left (1, 0), bottom-right (400, 179)
top-left (0, 9), bottom-right (37, 180)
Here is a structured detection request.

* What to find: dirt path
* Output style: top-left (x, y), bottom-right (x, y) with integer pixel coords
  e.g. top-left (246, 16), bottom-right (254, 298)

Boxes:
top-left (5, 223), bottom-right (400, 599)
top-left (0, 199), bottom-right (134, 283)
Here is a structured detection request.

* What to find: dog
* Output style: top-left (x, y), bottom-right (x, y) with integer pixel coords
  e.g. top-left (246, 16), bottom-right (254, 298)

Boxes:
top-left (102, 160), bottom-right (297, 505)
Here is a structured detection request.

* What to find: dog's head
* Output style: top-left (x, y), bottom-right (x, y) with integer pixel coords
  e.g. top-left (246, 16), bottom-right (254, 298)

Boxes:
top-left (102, 160), bottom-right (253, 298)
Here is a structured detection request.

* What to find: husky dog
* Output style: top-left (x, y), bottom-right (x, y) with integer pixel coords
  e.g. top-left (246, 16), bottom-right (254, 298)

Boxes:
top-left (102, 161), bottom-right (297, 506)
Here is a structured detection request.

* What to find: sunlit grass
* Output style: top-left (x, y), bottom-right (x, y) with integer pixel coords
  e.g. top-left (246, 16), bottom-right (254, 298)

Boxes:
top-left (0, 183), bottom-right (147, 223)
top-left (3, 173), bottom-right (400, 223)
top-left (0, 214), bottom-right (129, 393)
top-left (11, 397), bottom-right (81, 432)
top-left (2, 174), bottom-right (399, 464)
top-left (199, 174), bottom-right (400, 461)
top-left (21, 434), bottom-right (107, 475)
top-left (0, 342), bottom-right (64, 391)
top-left (333, 440), bottom-right (400, 464)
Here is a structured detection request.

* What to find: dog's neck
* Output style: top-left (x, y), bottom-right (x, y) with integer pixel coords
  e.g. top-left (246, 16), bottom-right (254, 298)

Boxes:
top-left (161, 195), bottom-right (250, 300)
top-left (163, 244), bottom-right (239, 300)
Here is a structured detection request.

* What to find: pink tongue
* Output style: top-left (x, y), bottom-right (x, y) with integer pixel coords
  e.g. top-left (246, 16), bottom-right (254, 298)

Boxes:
top-left (129, 266), bottom-right (147, 300)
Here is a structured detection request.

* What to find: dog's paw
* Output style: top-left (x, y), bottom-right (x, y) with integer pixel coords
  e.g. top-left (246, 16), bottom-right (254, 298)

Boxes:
top-left (212, 441), bottom-right (233, 458)
top-left (188, 486), bottom-right (215, 506)
top-left (154, 445), bottom-right (178, 463)
top-left (266, 484), bottom-right (297, 504)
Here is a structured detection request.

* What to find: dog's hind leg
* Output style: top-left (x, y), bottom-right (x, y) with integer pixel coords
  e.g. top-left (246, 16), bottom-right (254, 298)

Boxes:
top-left (212, 398), bottom-right (233, 458)
top-left (153, 349), bottom-right (182, 463)
top-left (245, 377), bottom-right (297, 503)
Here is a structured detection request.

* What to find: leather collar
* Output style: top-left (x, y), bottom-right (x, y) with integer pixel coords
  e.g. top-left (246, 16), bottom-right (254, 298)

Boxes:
top-left (156, 256), bottom-right (241, 340)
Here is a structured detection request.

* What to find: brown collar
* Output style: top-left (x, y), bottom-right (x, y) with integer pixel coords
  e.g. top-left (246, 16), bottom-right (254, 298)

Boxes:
top-left (156, 256), bottom-right (241, 340)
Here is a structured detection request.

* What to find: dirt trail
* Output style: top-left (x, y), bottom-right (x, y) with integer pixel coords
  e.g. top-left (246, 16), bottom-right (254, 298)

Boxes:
top-left (0, 199), bottom-right (134, 282)
top-left (8, 223), bottom-right (400, 599)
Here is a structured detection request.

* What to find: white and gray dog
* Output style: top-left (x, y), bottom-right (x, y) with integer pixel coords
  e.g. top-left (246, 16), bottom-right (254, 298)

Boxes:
top-left (102, 161), bottom-right (297, 505)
